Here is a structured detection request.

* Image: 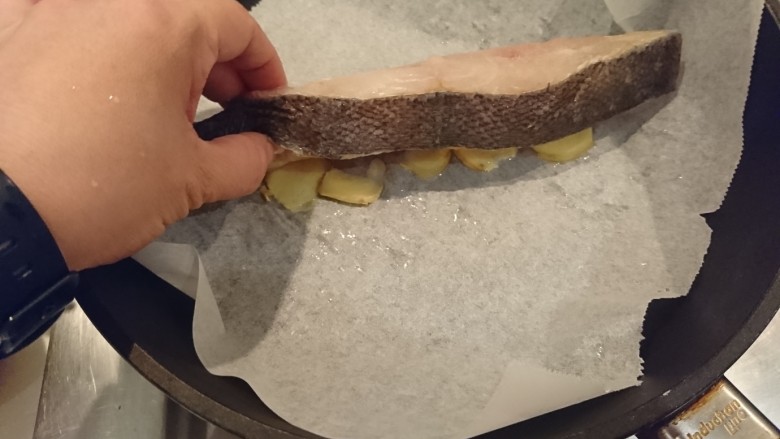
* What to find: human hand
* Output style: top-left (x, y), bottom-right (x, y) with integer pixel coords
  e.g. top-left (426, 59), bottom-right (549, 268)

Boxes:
top-left (0, 0), bottom-right (285, 271)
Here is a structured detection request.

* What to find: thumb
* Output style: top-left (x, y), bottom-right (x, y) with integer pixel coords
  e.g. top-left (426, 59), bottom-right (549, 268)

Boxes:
top-left (197, 132), bottom-right (275, 203)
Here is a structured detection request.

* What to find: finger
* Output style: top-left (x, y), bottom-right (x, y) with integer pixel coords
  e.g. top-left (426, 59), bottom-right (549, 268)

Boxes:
top-left (197, 132), bottom-right (275, 203)
top-left (0, 0), bottom-right (35, 41)
top-left (202, 62), bottom-right (244, 103)
top-left (228, 24), bottom-right (287, 91)
top-left (204, 0), bottom-right (287, 93)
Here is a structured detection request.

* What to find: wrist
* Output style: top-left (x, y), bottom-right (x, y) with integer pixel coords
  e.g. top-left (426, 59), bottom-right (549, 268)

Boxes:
top-left (0, 146), bottom-right (83, 271)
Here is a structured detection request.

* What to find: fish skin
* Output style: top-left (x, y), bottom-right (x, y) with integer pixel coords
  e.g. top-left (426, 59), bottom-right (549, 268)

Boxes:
top-left (195, 31), bottom-right (681, 159)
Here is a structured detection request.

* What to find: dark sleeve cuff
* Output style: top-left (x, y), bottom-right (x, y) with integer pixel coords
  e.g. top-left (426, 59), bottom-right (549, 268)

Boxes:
top-left (0, 168), bottom-right (79, 358)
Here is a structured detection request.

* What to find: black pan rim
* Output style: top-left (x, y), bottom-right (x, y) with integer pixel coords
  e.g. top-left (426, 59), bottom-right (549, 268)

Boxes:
top-left (76, 265), bottom-right (780, 439)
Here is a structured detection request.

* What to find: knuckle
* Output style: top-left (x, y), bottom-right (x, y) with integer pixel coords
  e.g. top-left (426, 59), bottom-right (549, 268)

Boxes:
top-left (190, 164), bottom-right (218, 207)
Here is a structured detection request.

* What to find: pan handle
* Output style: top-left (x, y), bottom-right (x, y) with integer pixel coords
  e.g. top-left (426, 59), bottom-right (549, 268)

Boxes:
top-left (638, 378), bottom-right (779, 439)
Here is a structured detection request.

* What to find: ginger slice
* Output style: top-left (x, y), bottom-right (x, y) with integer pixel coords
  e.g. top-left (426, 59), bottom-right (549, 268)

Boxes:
top-left (318, 158), bottom-right (385, 205)
top-left (532, 128), bottom-right (594, 162)
top-left (453, 147), bottom-right (518, 172)
top-left (265, 158), bottom-right (330, 212)
top-left (264, 128), bottom-right (594, 212)
top-left (400, 149), bottom-right (452, 180)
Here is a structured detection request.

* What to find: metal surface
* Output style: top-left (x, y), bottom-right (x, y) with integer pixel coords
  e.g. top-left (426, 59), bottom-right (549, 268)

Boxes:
top-left (654, 380), bottom-right (778, 439)
top-left (32, 303), bottom-right (168, 439)
top-left (34, 292), bottom-right (780, 439)
top-left (726, 306), bottom-right (780, 425)
top-left (30, 303), bottom-right (241, 439)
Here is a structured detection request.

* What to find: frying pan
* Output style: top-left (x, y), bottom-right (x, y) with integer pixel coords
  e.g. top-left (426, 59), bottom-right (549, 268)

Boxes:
top-left (74, 6), bottom-right (780, 439)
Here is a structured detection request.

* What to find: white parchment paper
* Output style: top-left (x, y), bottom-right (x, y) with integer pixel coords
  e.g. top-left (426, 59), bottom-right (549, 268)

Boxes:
top-left (153, 1), bottom-right (763, 438)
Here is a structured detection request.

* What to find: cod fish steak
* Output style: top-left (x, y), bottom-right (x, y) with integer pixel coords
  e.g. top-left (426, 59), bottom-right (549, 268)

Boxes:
top-left (195, 30), bottom-right (682, 159)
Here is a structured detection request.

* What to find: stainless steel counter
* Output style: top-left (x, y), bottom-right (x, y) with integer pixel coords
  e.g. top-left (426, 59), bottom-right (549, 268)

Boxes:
top-left (28, 301), bottom-right (780, 439)
top-left (31, 302), bottom-right (234, 439)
